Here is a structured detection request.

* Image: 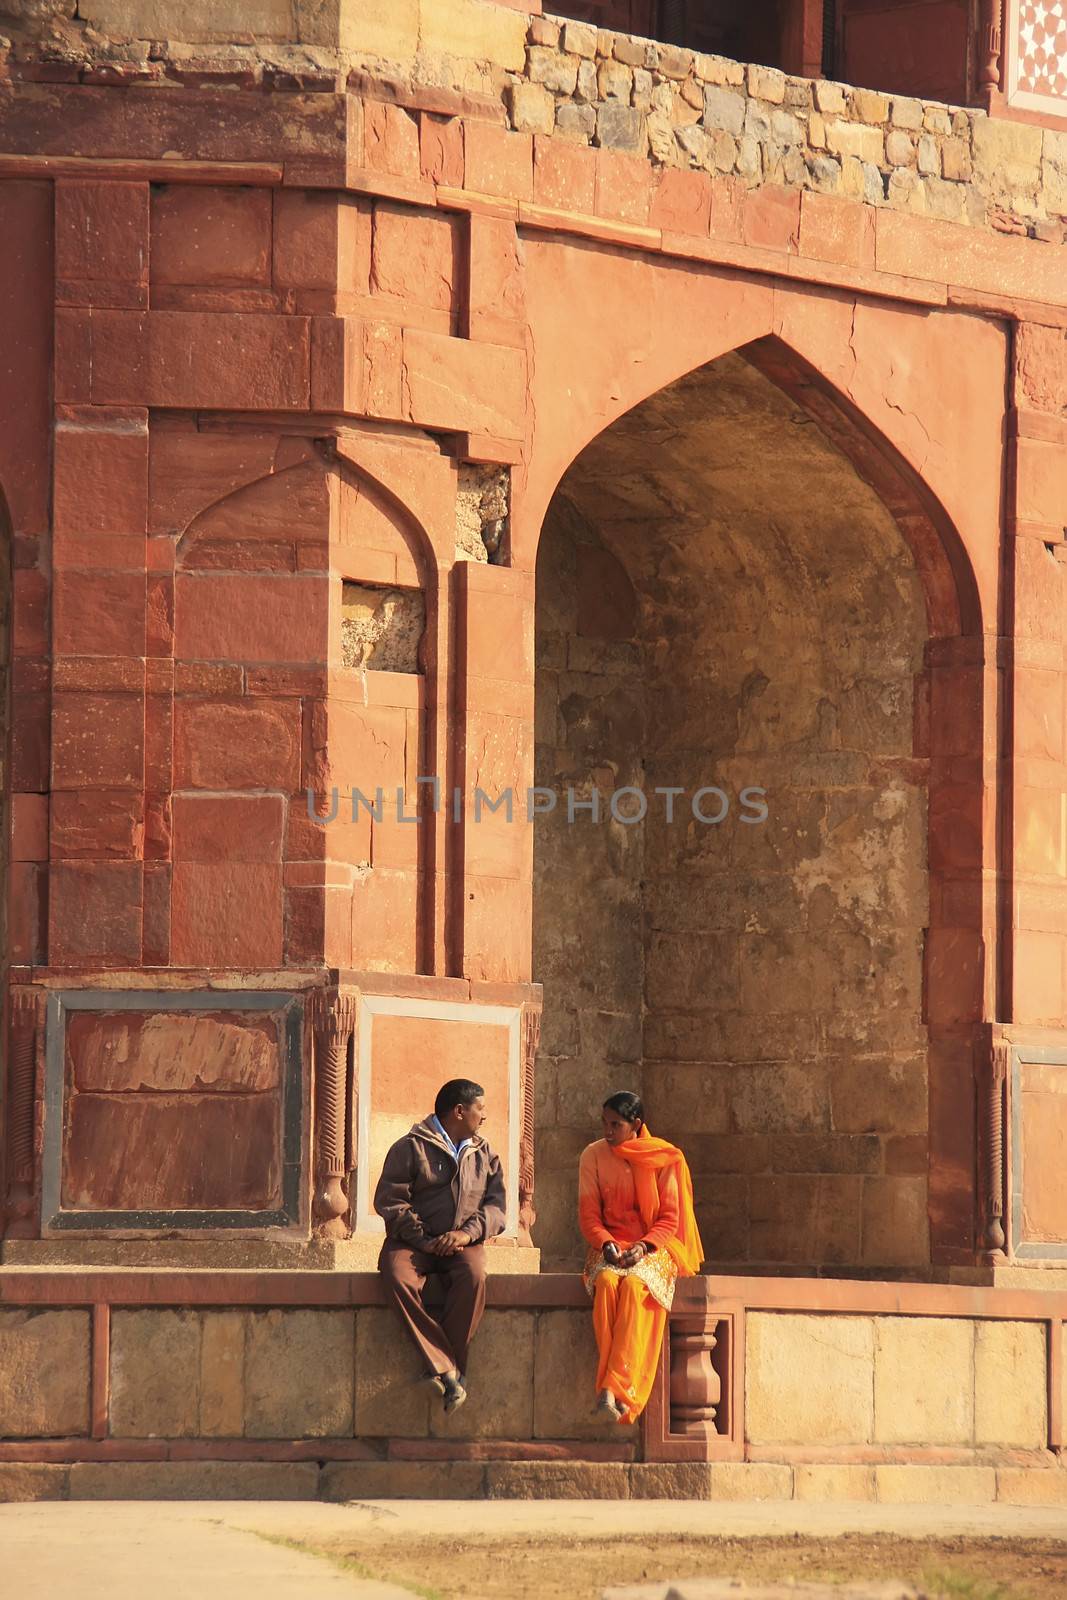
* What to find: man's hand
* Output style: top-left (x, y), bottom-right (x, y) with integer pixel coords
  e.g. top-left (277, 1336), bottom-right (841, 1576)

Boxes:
top-left (428, 1230), bottom-right (469, 1256)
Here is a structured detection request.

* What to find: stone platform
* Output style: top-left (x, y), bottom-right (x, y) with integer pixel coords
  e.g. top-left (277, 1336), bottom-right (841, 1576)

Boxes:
top-left (2, 1270), bottom-right (1067, 1504)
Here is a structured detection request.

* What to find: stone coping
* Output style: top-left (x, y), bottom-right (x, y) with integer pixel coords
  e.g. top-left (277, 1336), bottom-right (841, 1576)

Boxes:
top-left (1, 1269), bottom-right (1065, 1318)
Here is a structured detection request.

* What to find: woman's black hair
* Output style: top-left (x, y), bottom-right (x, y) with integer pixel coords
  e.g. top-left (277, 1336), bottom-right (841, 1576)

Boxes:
top-left (603, 1090), bottom-right (644, 1125)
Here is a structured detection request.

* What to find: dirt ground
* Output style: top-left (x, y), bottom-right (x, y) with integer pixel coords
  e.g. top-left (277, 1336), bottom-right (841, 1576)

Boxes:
top-left (293, 1531), bottom-right (1067, 1600)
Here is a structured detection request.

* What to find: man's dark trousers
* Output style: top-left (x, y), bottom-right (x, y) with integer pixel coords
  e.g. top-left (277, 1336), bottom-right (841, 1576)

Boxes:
top-left (379, 1239), bottom-right (487, 1376)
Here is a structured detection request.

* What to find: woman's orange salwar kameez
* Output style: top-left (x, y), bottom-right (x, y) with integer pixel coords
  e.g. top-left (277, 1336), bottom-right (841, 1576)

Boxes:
top-left (578, 1128), bottom-right (704, 1423)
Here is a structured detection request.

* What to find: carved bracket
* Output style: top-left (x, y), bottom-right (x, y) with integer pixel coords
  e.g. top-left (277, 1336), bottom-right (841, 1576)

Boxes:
top-left (4, 987), bottom-right (46, 1237)
top-left (308, 987), bottom-right (359, 1240)
top-left (518, 1002), bottom-right (541, 1245)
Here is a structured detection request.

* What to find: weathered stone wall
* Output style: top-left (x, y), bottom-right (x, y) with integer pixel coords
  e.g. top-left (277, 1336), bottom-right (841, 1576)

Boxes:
top-left (3, 2), bottom-right (1065, 245)
top-left (745, 1312), bottom-right (1049, 1453)
top-left (534, 354), bottom-right (929, 1273)
top-left (511, 17), bottom-right (1067, 241)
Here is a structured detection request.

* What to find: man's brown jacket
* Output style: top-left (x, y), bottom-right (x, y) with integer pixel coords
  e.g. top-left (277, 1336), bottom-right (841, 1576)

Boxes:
top-left (373, 1117), bottom-right (507, 1248)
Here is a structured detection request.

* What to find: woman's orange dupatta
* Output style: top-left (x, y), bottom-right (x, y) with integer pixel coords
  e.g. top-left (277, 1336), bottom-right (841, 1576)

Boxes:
top-left (610, 1124), bottom-right (704, 1276)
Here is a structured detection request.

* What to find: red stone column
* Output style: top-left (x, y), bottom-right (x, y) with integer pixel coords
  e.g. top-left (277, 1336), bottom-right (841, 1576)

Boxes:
top-left (452, 561), bottom-right (535, 983)
top-left (49, 180), bottom-right (151, 969)
top-left (1007, 326), bottom-right (1067, 1029)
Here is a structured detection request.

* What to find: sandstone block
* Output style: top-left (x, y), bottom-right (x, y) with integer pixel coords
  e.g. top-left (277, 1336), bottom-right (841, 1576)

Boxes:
top-left (695, 53), bottom-right (744, 85)
top-left (851, 90), bottom-right (889, 123)
top-left (598, 59), bottom-right (632, 103)
top-left (362, 101), bottom-right (420, 180)
top-left (534, 1310), bottom-right (634, 1441)
top-left (69, 1462), bottom-right (319, 1500)
top-left (110, 1309), bottom-right (201, 1438)
top-left (972, 116), bottom-right (1043, 195)
top-left (861, 1176), bottom-right (929, 1268)
top-left (56, 180), bottom-right (148, 292)
top-left (418, 0), bottom-right (527, 71)
top-left (886, 130), bottom-right (914, 167)
top-left (747, 64), bottom-right (785, 103)
top-left (612, 34), bottom-right (653, 69)
top-left (794, 1465), bottom-right (876, 1501)
top-left (825, 121), bottom-right (884, 165)
top-left (561, 20), bottom-right (596, 58)
top-left (174, 695), bottom-right (301, 791)
top-left (923, 106), bottom-right (953, 135)
top-left (813, 80), bottom-right (846, 113)
top-left (322, 1461), bottom-right (485, 1500)
top-left (702, 86), bottom-right (745, 136)
top-left (151, 187), bottom-right (271, 289)
top-left (0, 1310), bottom-right (90, 1438)
top-left (974, 1320), bottom-right (1047, 1448)
top-left (354, 1305), bottom-right (432, 1438)
top-left (556, 103), bottom-right (596, 144)
top-left (917, 134), bottom-right (941, 176)
top-left (48, 862), bottom-right (143, 966)
top-left (891, 97), bottom-right (924, 129)
top-left (200, 1311), bottom-right (247, 1438)
top-left (595, 104), bottom-right (646, 155)
top-left (876, 1465), bottom-right (995, 1504)
top-left (746, 1314), bottom-right (874, 1445)
top-left (244, 1310), bottom-right (355, 1438)
top-left (509, 82), bottom-right (555, 137)
top-left (371, 205), bottom-right (458, 313)
top-left (528, 16), bottom-right (559, 47)
top-left (874, 1318), bottom-right (973, 1445)
top-left (0, 1465), bottom-right (70, 1502)
top-left (486, 1461), bottom-right (630, 1498)
top-left (535, 137), bottom-right (597, 213)
top-left (996, 1467), bottom-right (1067, 1505)
top-left (711, 1463), bottom-right (794, 1500)
top-left (527, 44), bottom-right (578, 95)
top-left (596, 149), bottom-right (654, 222)
top-left (430, 1310), bottom-right (534, 1439)
top-left (463, 123), bottom-right (533, 201)
top-left (53, 414), bottom-right (147, 538)
top-left (52, 689), bottom-right (144, 790)
top-left (630, 1464), bottom-right (716, 1498)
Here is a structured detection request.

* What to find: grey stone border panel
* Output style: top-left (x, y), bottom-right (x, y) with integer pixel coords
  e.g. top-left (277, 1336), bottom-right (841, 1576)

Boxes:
top-left (1010, 1043), bottom-right (1067, 1261)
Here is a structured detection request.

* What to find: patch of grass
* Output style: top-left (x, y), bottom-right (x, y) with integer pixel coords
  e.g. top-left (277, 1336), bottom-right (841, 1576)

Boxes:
top-left (243, 1527), bottom-right (446, 1600)
top-left (921, 1570), bottom-right (1023, 1600)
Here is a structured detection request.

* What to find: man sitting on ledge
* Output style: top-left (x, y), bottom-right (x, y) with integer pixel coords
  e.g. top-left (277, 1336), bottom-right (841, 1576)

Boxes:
top-left (373, 1078), bottom-right (507, 1415)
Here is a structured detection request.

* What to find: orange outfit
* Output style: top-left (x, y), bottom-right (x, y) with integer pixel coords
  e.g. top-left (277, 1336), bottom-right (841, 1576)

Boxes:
top-left (578, 1128), bottom-right (704, 1424)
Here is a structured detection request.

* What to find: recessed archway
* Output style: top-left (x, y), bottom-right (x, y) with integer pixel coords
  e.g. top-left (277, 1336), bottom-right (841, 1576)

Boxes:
top-left (531, 338), bottom-right (984, 1276)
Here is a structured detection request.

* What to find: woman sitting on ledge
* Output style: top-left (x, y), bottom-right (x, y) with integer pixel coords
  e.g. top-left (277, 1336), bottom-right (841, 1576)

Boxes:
top-left (578, 1091), bottom-right (704, 1424)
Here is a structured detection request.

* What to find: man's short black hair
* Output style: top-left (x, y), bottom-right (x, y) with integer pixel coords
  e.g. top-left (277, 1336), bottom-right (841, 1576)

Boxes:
top-left (435, 1078), bottom-right (485, 1120)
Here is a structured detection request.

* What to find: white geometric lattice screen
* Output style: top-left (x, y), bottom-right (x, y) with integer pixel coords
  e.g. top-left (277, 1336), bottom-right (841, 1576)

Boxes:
top-left (1008, 0), bottom-right (1067, 111)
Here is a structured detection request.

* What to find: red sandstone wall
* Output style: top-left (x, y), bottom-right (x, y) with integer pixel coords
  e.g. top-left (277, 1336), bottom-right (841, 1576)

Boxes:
top-left (0, 60), bottom-right (1065, 1267)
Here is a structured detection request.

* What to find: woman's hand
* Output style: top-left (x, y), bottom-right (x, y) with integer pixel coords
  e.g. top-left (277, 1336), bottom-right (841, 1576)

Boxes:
top-left (618, 1241), bottom-right (651, 1269)
top-left (602, 1241), bottom-right (623, 1266)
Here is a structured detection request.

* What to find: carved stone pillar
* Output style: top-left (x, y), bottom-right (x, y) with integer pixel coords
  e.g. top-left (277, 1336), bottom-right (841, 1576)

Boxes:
top-left (669, 1314), bottom-right (721, 1440)
top-left (982, 1039), bottom-right (1009, 1261)
top-left (309, 988), bottom-right (357, 1239)
top-left (4, 987), bottom-right (44, 1238)
top-left (979, 0), bottom-right (1004, 93)
top-left (518, 1003), bottom-right (541, 1245)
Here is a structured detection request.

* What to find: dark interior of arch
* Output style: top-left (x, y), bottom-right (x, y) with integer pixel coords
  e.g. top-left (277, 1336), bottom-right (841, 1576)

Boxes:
top-left (532, 350), bottom-right (933, 1276)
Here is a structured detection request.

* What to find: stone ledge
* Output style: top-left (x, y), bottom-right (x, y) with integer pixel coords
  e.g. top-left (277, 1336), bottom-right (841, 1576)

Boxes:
top-left (4, 1458), bottom-right (1067, 1503)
